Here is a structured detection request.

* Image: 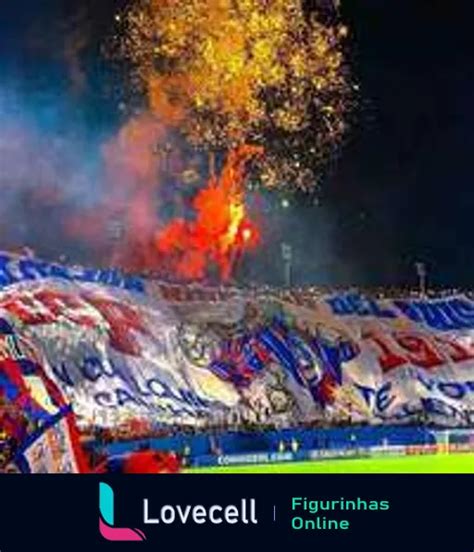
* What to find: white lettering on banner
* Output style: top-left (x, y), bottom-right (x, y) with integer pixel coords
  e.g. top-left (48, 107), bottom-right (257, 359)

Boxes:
top-left (217, 452), bottom-right (294, 466)
top-left (0, 252), bottom-right (145, 293)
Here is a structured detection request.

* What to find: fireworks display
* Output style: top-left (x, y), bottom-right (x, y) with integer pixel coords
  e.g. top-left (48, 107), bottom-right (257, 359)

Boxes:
top-left (94, 0), bottom-right (354, 280)
top-left (0, 1), bottom-right (353, 283)
top-left (117, 0), bottom-right (352, 191)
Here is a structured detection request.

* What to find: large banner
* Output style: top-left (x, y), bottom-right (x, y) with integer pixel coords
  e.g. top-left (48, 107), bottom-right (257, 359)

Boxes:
top-left (0, 251), bottom-right (473, 428)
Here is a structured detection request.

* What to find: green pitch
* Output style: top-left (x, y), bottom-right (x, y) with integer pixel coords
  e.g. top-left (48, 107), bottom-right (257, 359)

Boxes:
top-left (186, 453), bottom-right (474, 474)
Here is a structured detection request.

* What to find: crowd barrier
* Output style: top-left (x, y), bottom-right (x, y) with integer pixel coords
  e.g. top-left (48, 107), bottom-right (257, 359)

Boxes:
top-left (97, 425), bottom-right (435, 457)
top-left (93, 426), bottom-right (474, 467)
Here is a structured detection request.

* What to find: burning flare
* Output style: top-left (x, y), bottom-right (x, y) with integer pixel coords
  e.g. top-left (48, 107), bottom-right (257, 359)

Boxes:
top-left (155, 145), bottom-right (262, 280)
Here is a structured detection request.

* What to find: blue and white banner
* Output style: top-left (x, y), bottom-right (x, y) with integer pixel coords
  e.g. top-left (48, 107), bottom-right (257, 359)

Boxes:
top-left (0, 252), bottom-right (473, 428)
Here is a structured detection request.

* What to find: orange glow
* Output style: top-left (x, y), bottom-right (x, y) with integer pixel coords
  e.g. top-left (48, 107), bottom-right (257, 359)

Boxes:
top-left (118, 0), bottom-right (352, 191)
top-left (155, 145), bottom-right (262, 280)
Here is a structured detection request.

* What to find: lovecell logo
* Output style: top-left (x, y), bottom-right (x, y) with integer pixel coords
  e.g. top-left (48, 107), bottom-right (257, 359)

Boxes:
top-left (99, 482), bottom-right (146, 542)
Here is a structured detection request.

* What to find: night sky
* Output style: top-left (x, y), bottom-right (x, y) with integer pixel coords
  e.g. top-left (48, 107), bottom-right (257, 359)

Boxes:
top-left (1, 1), bottom-right (473, 289)
top-left (326, 0), bottom-right (474, 288)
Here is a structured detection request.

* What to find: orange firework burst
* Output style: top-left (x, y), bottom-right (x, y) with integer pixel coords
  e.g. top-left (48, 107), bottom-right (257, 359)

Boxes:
top-left (117, 0), bottom-right (353, 191)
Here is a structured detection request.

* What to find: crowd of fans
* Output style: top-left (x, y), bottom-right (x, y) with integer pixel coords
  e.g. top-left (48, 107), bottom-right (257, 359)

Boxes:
top-left (148, 276), bottom-right (473, 306)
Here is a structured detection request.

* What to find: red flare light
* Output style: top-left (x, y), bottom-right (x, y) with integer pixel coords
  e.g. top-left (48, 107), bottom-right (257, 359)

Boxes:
top-left (155, 145), bottom-right (262, 281)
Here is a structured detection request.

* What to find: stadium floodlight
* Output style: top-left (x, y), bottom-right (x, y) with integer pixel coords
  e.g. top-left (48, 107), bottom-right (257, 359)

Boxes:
top-left (281, 242), bottom-right (293, 287)
top-left (415, 261), bottom-right (427, 297)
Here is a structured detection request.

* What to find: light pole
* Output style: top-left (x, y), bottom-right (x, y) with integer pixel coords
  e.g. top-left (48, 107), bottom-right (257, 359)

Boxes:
top-left (415, 261), bottom-right (427, 297)
top-left (281, 242), bottom-right (293, 288)
top-left (108, 219), bottom-right (125, 266)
